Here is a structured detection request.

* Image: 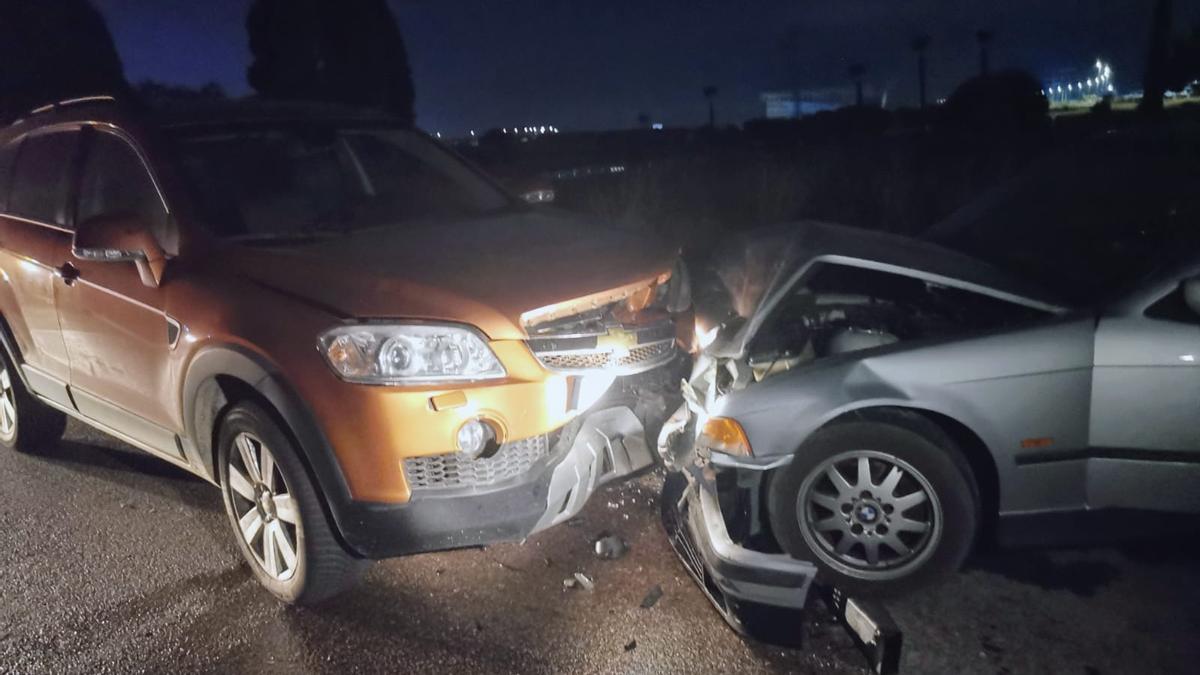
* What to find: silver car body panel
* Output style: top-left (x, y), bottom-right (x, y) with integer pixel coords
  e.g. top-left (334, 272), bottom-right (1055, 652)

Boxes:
top-left (689, 224), bottom-right (1200, 520)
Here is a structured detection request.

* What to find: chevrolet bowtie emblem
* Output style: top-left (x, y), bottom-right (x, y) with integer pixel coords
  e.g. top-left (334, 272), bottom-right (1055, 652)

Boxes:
top-left (597, 329), bottom-right (639, 354)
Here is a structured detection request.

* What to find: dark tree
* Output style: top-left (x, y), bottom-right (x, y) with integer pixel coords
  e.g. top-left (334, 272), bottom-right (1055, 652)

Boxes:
top-left (847, 63), bottom-right (866, 106)
top-left (911, 35), bottom-right (932, 109)
top-left (976, 29), bottom-right (994, 76)
top-left (247, 0), bottom-right (416, 126)
top-left (0, 0), bottom-right (129, 123)
top-left (1140, 0), bottom-right (1173, 114)
top-left (702, 85), bottom-right (718, 127)
top-left (943, 70), bottom-right (1048, 137)
top-left (1166, 23), bottom-right (1200, 92)
top-left (136, 81), bottom-right (228, 110)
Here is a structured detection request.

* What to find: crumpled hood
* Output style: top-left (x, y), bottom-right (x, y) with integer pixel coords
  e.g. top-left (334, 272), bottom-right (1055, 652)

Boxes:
top-left (704, 221), bottom-right (1068, 358)
top-left (227, 211), bottom-right (676, 339)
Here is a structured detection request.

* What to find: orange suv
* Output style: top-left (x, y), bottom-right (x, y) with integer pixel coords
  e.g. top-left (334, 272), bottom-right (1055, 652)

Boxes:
top-left (0, 97), bottom-right (689, 603)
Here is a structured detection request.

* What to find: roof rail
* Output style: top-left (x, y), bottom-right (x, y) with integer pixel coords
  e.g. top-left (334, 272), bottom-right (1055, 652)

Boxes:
top-left (27, 95), bottom-right (118, 116)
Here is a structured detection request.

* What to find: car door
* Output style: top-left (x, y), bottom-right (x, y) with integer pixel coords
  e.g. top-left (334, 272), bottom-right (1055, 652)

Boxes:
top-left (53, 126), bottom-right (183, 458)
top-left (1089, 276), bottom-right (1200, 512)
top-left (0, 127), bottom-right (81, 409)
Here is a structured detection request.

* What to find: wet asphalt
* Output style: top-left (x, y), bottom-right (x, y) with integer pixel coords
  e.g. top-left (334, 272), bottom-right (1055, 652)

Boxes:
top-left (1, 420), bottom-right (1198, 674)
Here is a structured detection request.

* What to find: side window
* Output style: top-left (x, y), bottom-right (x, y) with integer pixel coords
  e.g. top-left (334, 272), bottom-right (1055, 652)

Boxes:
top-left (0, 140), bottom-right (19, 213)
top-left (77, 132), bottom-right (168, 240)
top-left (9, 130), bottom-right (79, 226)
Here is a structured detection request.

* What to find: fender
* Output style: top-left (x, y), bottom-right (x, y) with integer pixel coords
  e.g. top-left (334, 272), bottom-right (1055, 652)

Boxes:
top-left (180, 344), bottom-right (356, 537)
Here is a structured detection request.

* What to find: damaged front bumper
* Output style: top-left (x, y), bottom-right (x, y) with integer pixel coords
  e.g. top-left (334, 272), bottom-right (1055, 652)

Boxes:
top-left (339, 404), bottom-right (655, 558)
top-left (661, 473), bottom-right (816, 615)
top-left (658, 395), bottom-right (817, 619)
top-left (659, 405), bottom-right (904, 674)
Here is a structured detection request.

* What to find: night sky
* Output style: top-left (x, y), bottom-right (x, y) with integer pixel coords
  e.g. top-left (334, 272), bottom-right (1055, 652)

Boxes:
top-left (93, 0), bottom-right (1200, 135)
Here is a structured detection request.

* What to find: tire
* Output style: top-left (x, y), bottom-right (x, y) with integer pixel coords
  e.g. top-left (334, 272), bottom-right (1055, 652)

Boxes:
top-left (0, 348), bottom-right (66, 453)
top-left (218, 401), bottom-right (370, 604)
top-left (767, 417), bottom-right (978, 596)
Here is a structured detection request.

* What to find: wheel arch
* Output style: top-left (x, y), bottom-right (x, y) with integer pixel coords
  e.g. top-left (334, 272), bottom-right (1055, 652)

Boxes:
top-left (0, 312), bottom-right (36, 391)
top-left (821, 405), bottom-right (1000, 543)
top-left (181, 345), bottom-right (356, 542)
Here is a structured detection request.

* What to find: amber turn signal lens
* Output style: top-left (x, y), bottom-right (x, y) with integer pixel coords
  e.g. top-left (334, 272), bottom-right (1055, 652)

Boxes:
top-left (697, 417), bottom-right (752, 457)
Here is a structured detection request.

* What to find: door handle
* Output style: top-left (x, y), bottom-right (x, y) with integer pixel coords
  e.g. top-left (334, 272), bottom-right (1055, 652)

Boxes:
top-left (56, 262), bottom-right (80, 285)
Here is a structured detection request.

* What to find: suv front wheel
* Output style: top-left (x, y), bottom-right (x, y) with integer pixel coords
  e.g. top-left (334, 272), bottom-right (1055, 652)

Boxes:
top-left (218, 401), bottom-right (370, 604)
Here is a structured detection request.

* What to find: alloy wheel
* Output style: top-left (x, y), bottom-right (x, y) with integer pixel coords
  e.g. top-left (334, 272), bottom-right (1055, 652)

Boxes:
top-left (227, 432), bottom-right (301, 581)
top-left (0, 367), bottom-right (17, 443)
top-left (797, 450), bottom-right (942, 579)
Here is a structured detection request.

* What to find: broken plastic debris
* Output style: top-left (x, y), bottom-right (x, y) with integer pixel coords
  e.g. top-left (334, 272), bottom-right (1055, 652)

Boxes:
top-left (573, 572), bottom-right (595, 591)
top-left (593, 534), bottom-right (628, 560)
top-left (640, 584), bottom-right (663, 609)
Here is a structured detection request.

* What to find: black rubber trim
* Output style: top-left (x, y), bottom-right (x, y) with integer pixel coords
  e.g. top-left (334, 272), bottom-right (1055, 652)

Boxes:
top-left (996, 507), bottom-right (1200, 548)
top-left (181, 345), bottom-right (357, 546)
top-left (1015, 446), bottom-right (1200, 466)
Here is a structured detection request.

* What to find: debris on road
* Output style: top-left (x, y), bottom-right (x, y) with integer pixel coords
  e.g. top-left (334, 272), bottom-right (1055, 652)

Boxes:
top-left (564, 572), bottom-right (595, 592)
top-left (593, 533), bottom-right (628, 560)
top-left (574, 572), bottom-right (595, 591)
top-left (624, 639), bottom-right (637, 652)
top-left (640, 584), bottom-right (663, 609)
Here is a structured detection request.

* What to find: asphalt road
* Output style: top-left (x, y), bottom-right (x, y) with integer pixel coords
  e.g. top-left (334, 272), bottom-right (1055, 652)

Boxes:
top-left (1, 420), bottom-right (1198, 674)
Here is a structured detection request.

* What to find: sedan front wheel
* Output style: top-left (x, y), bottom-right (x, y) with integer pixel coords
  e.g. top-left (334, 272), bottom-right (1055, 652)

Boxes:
top-left (768, 417), bottom-right (979, 596)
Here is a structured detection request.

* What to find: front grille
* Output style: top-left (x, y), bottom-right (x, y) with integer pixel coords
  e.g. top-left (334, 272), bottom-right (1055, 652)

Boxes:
top-left (532, 338), bottom-right (676, 375)
top-left (615, 340), bottom-right (674, 367)
top-left (404, 435), bottom-right (549, 491)
top-left (536, 351), bottom-right (612, 370)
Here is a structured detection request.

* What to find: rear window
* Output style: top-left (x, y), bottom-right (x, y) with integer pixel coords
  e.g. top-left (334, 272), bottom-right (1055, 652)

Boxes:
top-left (8, 130), bottom-right (79, 227)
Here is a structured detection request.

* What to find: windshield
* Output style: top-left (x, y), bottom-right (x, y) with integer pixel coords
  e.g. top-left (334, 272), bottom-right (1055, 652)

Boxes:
top-left (168, 124), bottom-right (513, 239)
top-left (925, 138), bottom-right (1200, 304)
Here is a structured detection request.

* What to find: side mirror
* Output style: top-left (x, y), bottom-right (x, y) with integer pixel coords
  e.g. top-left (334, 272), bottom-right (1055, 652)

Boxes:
top-left (1185, 276), bottom-right (1200, 316)
top-left (72, 213), bottom-right (166, 288)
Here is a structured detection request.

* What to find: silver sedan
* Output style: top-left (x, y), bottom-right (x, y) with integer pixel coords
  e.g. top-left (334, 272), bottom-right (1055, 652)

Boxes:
top-left (660, 221), bottom-right (1200, 598)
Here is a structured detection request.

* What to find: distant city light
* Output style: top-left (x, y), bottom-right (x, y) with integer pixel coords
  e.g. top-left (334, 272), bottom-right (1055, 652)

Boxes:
top-left (435, 132), bottom-right (442, 138)
top-left (652, 123), bottom-right (664, 130)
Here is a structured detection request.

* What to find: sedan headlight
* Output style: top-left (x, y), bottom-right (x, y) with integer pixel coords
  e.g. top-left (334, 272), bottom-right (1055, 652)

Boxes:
top-left (318, 324), bottom-right (505, 384)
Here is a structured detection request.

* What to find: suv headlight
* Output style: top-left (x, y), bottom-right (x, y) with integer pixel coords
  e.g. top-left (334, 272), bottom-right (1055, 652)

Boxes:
top-left (318, 324), bottom-right (506, 384)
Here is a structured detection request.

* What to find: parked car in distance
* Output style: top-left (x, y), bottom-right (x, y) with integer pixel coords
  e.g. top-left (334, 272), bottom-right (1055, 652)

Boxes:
top-left (660, 216), bottom-right (1200, 600)
top-left (0, 96), bottom-right (690, 603)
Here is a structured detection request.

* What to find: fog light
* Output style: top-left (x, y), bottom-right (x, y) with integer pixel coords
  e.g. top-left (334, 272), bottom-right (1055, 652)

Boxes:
top-left (457, 419), bottom-right (497, 459)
